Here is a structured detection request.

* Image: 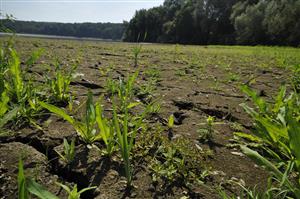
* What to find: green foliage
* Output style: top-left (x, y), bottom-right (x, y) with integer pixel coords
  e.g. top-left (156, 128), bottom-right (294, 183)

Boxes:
top-left (231, 0), bottom-right (300, 46)
top-left (26, 179), bottom-right (59, 199)
top-left (240, 146), bottom-right (300, 199)
top-left (132, 44), bottom-right (142, 68)
top-left (197, 116), bottom-right (215, 142)
top-left (135, 79), bottom-right (156, 103)
top-left (47, 60), bottom-right (77, 104)
top-left (1, 19), bottom-right (124, 40)
top-left (95, 99), bottom-right (115, 155)
top-left (39, 91), bottom-right (103, 144)
top-left (0, 91), bottom-right (9, 117)
top-left (238, 85), bottom-right (292, 160)
top-left (234, 85), bottom-right (300, 198)
top-left (227, 72), bottom-right (240, 83)
top-left (292, 64), bottom-right (300, 93)
top-left (124, 0), bottom-right (300, 46)
top-left (124, 0), bottom-right (238, 44)
top-left (18, 159), bottom-right (28, 199)
top-left (18, 158), bottom-right (97, 199)
top-left (104, 78), bottom-right (118, 96)
top-left (0, 13), bottom-right (15, 32)
top-left (168, 114), bottom-right (174, 129)
top-left (7, 49), bottom-right (24, 102)
top-left (150, 137), bottom-right (207, 187)
top-left (18, 159), bottom-right (59, 199)
top-left (56, 183), bottom-right (96, 199)
top-left (145, 100), bottom-right (161, 116)
top-left (231, 1), bottom-right (267, 45)
top-left (0, 45), bottom-right (46, 129)
top-left (111, 71), bottom-right (146, 186)
top-left (55, 138), bottom-right (76, 164)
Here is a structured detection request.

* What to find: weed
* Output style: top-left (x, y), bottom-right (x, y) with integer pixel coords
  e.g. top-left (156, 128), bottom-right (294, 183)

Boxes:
top-left (144, 68), bottom-right (160, 80)
top-left (135, 79), bottom-right (156, 103)
top-left (227, 72), bottom-right (240, 83)
top-left (229, 122), bottom-right (244, 132)
top-left (145, 100), bottom-right (161, 116)
top-left (175, 69), bottom-right (185, 77)
top-left (150, 137), bottom-right (208, 188)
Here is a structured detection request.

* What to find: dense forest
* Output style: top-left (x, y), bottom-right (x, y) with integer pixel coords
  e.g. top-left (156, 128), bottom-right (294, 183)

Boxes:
top-left (0, 20), bottom-right (124, 40)
top-left (123, 0), bottom-right (300, 46)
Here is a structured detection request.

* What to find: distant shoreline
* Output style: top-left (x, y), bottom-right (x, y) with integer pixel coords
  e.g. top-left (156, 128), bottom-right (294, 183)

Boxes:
top-left (0, 32), bottom-right (121, 42)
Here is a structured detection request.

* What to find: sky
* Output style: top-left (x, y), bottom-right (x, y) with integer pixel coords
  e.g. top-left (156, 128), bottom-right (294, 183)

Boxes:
top-left (0, 0), bottom-right (164, 23)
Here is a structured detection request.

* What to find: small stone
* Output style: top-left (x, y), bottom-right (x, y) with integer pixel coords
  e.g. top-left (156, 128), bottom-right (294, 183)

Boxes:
top-left (131, 191), bottom-right (137, 197)
top-left (108, 170), bottom-right (118, 179)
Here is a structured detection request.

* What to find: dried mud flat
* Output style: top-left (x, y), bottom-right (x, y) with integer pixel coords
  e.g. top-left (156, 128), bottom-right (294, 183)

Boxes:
top-left (1, 37), bottom-right (299, 199)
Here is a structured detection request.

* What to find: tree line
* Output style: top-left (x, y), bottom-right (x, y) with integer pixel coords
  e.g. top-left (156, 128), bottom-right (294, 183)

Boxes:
top-left (0, 20), bottom-right (124, 40)
top-left (123, 0), bottom-right (300, 46)
top-left (1, 0), bottom-right (299, 46)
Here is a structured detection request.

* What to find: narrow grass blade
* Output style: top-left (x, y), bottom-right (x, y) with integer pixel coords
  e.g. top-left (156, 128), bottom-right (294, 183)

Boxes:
top-left (39, 101), bottom-right (75, 125)
top-left (27, 178), bottom-right (59, 199)
top-left (0, 105), bottom-right (20, 128)
top-left (18, 159), bottom-right (28, 199)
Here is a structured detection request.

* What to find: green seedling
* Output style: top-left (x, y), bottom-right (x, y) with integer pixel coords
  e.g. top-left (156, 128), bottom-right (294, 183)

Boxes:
top-left (133, 44), bottom-right (142, 68)
top-left (135, 80), bottom-right (156, 103)
top-left (18, 159), bottom-right (59, 199)
top-left (47, 60), bottom-right (77, 104)
top-left (167, 114), bottom-right (175, 139)
top-left (39, 91), bottom-right (102, 144)
top-left (233, 85), bottom-right (300, 198)
top-left (197, 116), bottom-right (215, 142)
top-left (55, 138), bottom-right (76, 164)
top-left (40, 91), bottom-right (117, 153)
top-left (227, 72), bottom-right (240, 82)
top-left (56, 182), bottom-right (96, 199)
top-left (145, 101), bottom-right (161, 116)
top-left (0, 90), bottom-right (9, 117)
top-left (112, 97), bottom-right (145, 186)
top-left (291, 64), bottom-right (300, 93)
top-left (111, 71), bottom-right (147, 186)
top-left (104, 78), bottom-right (118, 97)
top-left (150, 137), bottom-right (207, 187)
top-left (132, 33), bottom-right (146, 68)
top-left (168, 114), bottom-right (174, 129)
top-left (7, 49), bottom-right (24, 102)
top-left (18, 159), bottom-right (28, 199)
top-left (95, 99), bottom-right (115, 156)
top-left (0, 47), bottom-right (45, 129)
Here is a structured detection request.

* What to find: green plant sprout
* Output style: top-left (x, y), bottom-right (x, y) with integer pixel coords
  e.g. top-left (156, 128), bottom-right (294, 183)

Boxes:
top-left (56, 182), bottom-right (96, 199)
top-left (39, 91), bottom-right (103, 144)
top-left (55, 138), bottom-right (76, 164)
top-left (18, 159), bottom-right (59, 199)
top-left (197, 116), bottom-right (215, 142)
top-left (47, 60), bottom-right (77, 104)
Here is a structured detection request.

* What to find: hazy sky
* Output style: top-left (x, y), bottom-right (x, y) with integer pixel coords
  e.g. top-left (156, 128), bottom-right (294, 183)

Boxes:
top-left (0, 0), bottom-right (164, 23)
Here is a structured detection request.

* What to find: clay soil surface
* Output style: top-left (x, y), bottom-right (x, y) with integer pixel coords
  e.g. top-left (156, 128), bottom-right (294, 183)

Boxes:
top-left (1, 37), bottom-right (300, 199)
